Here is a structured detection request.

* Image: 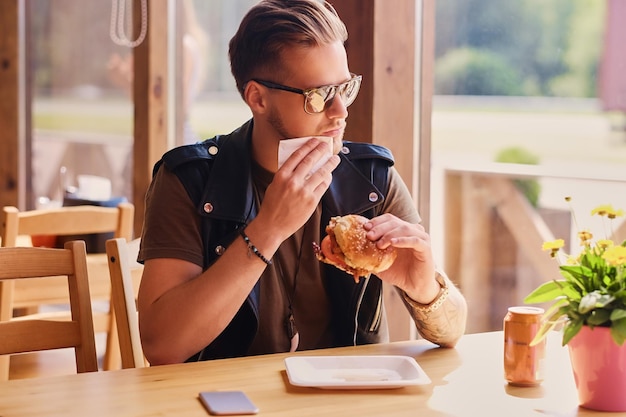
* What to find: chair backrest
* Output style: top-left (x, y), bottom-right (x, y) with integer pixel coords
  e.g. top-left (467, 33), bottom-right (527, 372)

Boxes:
top-left (105, 238), bottom-right (146, 368)
top-left (0, 240), bottom-right (99, 375)
top-left (1, 203), bottom-right (134, 248)
top-left (0, 202), bottom-right (135, 376)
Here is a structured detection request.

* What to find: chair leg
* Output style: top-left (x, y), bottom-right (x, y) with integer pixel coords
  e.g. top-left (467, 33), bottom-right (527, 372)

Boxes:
top-left (102, 309), bottom-right (121, 370)
top-left (0, 356), bottom-right (9, 381)
top-left (0, 281), bottom-right (13, 381)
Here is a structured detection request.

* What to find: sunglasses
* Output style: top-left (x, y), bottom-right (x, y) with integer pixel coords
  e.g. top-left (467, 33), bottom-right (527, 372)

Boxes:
top-left (251, 74), bottom-right (362, 114)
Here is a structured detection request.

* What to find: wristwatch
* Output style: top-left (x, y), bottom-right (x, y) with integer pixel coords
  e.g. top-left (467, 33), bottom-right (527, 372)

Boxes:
top-left (401, 272), bottom-right (449, 314)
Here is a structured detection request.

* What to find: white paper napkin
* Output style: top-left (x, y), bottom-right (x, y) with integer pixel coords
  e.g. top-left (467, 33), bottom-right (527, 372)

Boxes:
top-left (277, 136), bottom-right (333, 174)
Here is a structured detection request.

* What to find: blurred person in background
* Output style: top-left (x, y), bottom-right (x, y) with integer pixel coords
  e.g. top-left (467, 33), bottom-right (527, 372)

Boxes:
top-left (107, 0), bottom-right (208, 145)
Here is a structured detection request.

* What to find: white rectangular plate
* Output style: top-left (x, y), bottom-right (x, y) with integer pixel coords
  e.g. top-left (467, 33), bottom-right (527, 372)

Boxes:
top-left (284, 355), bottom-right (431, 389)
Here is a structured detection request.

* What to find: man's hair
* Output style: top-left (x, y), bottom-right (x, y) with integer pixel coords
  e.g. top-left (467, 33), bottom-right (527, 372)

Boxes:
top-left (229, 0), bottom-right (348, 97)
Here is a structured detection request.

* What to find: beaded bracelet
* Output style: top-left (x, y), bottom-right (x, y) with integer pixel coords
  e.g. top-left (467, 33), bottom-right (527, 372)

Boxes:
top-left (239, 228), bottom-right (272, 266)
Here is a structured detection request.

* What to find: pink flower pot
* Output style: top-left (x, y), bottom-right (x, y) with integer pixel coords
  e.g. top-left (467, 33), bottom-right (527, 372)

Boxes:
top-left (568, 325), bottom-right (626, 411)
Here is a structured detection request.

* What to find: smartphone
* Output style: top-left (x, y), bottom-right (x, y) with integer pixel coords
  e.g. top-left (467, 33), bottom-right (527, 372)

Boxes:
top-left (198, 391), bottom-right (259, 415)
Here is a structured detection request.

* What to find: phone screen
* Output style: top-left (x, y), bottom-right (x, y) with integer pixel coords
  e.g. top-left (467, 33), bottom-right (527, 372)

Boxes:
top-left (198, 391), bottom-right (259, 415)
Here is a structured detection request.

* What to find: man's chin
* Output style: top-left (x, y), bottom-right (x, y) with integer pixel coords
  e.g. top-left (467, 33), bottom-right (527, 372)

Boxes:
top-left (331, 136), bottom-right (344, 155)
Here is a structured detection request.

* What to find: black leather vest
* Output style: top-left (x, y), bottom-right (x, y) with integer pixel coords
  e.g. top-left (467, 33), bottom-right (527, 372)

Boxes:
top-left (154, 120), bottom-right (395, 361)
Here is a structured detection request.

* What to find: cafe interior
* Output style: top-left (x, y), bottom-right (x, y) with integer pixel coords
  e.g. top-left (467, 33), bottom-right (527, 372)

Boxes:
top-left (1, 0), bottom-right (625, 415)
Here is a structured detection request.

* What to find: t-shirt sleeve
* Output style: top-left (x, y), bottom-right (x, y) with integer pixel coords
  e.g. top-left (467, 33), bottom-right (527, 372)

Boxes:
top-left (138, 164), bottom-right (205, 267)
top-left (380, 166), bottom-right (422, 224)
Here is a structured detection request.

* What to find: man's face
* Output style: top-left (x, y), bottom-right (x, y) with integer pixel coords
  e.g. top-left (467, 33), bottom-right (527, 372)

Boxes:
top-left (260, 41), bottom-right (353, 155)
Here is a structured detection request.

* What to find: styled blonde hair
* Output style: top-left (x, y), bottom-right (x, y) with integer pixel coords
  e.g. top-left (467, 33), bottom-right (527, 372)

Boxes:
top-left (228, 0), bottom-right (348, 97)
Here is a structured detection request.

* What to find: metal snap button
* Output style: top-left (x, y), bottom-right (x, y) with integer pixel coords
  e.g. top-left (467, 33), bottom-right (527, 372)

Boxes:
top-left (368, 192), bottom-right (379, 202)
top-left (341, 146), bottom-right (350, 154)
top-left (203, 202), bottom-right (214, 213)
top-left (208, 146), bottom-right (219, 155)
top-left (215, 245), bottom-right (225, 256)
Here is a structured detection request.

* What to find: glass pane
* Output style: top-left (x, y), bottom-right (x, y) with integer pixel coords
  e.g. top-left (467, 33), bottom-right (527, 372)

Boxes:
top-left (433, 0), bottom-right (626, 332)
top-left (29, 0), bottom-right (259, 208)
top-left (30, 0), bottom-right (134, 207)
top-left (182, 0), bottom-right (255, 144)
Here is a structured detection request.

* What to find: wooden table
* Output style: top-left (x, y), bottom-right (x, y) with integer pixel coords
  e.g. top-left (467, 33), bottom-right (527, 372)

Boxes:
top-left (0, 332), bottom-right (605, 416)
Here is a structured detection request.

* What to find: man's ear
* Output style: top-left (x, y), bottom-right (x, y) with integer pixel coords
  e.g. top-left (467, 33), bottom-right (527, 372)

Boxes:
top-left (244, 81), bottom-right (268, 114)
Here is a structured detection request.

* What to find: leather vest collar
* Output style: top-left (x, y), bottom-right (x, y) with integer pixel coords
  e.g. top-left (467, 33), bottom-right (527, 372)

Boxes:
top-left (197, 119), bottom-right (389, 223)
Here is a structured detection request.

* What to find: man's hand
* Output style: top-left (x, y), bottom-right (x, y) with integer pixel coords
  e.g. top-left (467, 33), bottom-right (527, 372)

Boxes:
top-left (253, 138), bottom-right (340, 246)
top-left (363, 214), bottom-right (440, 304)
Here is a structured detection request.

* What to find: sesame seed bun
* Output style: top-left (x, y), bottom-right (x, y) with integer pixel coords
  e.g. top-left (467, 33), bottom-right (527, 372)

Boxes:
top-left (314, 214), bottom-right (397, 281)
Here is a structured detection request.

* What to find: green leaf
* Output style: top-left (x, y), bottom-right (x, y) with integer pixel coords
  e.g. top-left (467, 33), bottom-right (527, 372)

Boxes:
top-left (541, 298), bottom-right (568, 319)
top-left (529, 310), bottom-right (565, 346)
top-left (529, 318), bottom-right (560, 346)
top-left (612, 318), bottom-right (626, 345)
top-left (610, 309), bottom-right (626, 321)
top-left (586, 309), bottom-right (611, 325)
top-left (562, 320), bottom-right (583, 346)
top-left (524, 280), bottom-right (571, 303)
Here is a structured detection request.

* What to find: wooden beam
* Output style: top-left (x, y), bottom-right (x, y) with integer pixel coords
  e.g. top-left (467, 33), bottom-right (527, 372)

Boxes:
top-left (485, 177), bottom-right (561, 301)
top-left (333, 0), bottom-right (374, 144)
top-left (0, 0), bottom-right (20, 380)
top-left (459, 175), bottom-right (493, 333)
top-left (443, 172), bottom-right (463, 285)
top-left (334, 0), bottom-right (420, 342)
top-left (334, 0), bottom-right (418, 191)
top-left (0, 1), bottom-right (20, 209)
top-left (132, 0), bottom-right (170, 237)
top-left (417, 0), bottom-right (435, 231)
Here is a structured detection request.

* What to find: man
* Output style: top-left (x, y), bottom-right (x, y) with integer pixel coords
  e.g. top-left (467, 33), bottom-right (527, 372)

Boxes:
top-left (137, 0), bottom-right (467, 365)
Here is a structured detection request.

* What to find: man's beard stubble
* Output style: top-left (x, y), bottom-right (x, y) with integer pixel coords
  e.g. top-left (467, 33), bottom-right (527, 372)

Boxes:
top-left (267, 106), bottom-right (345, 155)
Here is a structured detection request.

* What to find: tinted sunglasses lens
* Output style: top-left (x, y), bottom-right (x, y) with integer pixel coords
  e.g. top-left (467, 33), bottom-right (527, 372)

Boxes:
top-left (305, 87), bottom-right (333, 113)
top-left (304, 76), bottom-right (362, 113)
top-left (340, 77), bottom-right (361, 107)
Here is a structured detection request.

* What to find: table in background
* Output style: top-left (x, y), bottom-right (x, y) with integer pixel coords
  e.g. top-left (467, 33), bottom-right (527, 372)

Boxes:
top-left (0, 332), bottom-right (600, 417)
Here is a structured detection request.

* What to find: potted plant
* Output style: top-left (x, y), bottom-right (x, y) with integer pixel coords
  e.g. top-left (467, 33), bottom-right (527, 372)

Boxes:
top-left (524, 198), bottom-right (626, 411)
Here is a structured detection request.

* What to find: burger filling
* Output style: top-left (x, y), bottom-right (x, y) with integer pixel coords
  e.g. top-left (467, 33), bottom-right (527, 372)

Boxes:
top-left (313, 217), bottom-right (379, 281)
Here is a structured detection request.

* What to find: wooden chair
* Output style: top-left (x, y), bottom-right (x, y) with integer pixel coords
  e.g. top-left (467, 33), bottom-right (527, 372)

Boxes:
top-left (105, 238), bottom-right (146, 368)
top-left (0, 202), bottom-right (134, 378)
top-left (0, 241), bottom-right (99, 377)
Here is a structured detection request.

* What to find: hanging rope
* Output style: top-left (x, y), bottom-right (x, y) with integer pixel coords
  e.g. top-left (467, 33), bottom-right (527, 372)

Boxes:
top-left (110, 0), bottom-right (148, 48)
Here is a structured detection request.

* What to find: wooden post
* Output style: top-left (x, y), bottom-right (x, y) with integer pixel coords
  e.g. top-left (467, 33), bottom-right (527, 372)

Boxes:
top-left (333, 0), bottom-right (424, 341)
top-left (0, 1), bottom-right (21, 210)
top-left (459, 175), bottom-right (493, 333)
top-left (132, 0), bottom-right (170, 237)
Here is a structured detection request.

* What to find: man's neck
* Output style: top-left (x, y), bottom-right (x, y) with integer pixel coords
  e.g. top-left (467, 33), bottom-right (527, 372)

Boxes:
top-left (250, 122), bottom-right (280, 173)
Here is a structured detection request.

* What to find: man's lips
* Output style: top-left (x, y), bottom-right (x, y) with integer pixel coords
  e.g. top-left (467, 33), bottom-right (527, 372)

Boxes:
top-left (322, 126), bottom-right (345, 137)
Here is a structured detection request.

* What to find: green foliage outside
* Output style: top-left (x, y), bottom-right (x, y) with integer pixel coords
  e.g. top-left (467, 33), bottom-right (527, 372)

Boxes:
top-left (435, 0), bottom-right (606, 97)
top-left (494, 147), bottom-right (541, 207)
top-left (435, 48), bottom-right (524, 96)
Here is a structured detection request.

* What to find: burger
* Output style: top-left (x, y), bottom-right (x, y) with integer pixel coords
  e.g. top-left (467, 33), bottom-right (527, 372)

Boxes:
top-left (313, 214), bottom-right (397, 282)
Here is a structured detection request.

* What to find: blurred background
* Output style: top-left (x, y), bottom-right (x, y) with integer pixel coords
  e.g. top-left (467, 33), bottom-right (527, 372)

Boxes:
top-left (27, 0), bottom-right (625, 200)
top-left (15, 0), bottom-right (626, 332)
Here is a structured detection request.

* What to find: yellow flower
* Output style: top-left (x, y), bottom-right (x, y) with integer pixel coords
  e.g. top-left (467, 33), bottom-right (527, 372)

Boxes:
top-left (528, 200), bottom-right (626, 347)
top-left (591, 204), bottom-right (625, 219)
top-left (542, 239), bottom-right (565, 251)
top-left (542, 239), bottom-right (564, 258)
top-left (602, 246), bottom-right (626, 267)
top-left (578, 230), bottom-right (593, 246)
